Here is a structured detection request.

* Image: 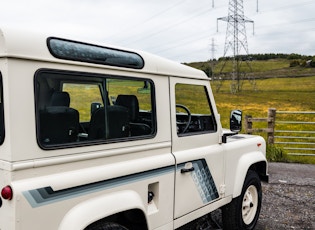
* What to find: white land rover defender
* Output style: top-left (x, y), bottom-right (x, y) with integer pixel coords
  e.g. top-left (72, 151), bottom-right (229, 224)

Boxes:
top-left (0, 28), bottom-right (268, 230)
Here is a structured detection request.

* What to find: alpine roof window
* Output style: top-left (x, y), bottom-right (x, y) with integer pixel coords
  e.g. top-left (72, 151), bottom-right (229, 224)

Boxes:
top-left (47, 38), bottom-right (144, 69)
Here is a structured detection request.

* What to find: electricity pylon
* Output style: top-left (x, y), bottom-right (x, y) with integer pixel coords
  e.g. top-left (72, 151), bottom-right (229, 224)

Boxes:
top-left (216, 0), bottom-right (256, 93)
top-left (209, 38), bottom-right (222, 91)
top-left (209, 38), bottom-right (217, 77)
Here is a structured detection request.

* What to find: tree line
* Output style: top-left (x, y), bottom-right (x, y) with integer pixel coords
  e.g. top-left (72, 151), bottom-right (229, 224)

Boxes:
top-left (217, 53), bottom-right (315, 61)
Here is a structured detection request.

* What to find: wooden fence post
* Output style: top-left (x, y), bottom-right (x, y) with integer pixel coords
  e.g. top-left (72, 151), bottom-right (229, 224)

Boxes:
top-left (267, 108), bottom-right (276, 144)
top-left (245, 115), bottom-right (252, 134)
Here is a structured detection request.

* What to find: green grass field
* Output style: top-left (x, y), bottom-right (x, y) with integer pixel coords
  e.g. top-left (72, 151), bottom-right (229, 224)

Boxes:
top-left (211, 76), bottom-right (315, 164)
top-left (213, 59), bottom-right (289, 73)
top-left (212, 76), bottom-right (315, 122)
top-left (188, 58), bottom-right (315, 78)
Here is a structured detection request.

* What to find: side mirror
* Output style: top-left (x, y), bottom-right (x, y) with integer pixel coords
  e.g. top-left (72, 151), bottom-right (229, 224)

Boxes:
top-left (91, 102), bottom-right (102, 115)
top-left (230, 110), bottom-right (242, 132)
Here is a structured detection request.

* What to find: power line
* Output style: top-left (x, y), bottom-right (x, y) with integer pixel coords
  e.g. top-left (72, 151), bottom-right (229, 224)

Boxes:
top-left (256, 17), bottom-right (315, 30)
top-left (108, 1), bottom-right (228, 47)
top-left (122, 5), bottom-right (215, 46)
top-left (107, 1), bottom-right (315, 62)
top-left (156, 13), bottom-right (314, 60)
top-left (259, 0), bottom-right (314, 13)
top-left (105, 0), bottom-right (187, 41)
top-left (143, 0), bottom-right (187, 23)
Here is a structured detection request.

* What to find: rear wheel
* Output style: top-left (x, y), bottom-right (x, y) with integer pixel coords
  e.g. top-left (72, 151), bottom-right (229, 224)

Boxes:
top-left (222, 170), bottom-right (262, 230)
top-left (85, 222), bottom-right (128, 230)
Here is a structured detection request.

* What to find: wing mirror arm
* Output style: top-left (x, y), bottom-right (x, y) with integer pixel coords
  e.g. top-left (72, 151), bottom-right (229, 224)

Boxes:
top-left (222, 132), bottom-right (237, 143)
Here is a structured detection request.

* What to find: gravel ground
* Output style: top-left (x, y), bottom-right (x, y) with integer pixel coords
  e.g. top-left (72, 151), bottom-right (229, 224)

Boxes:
top-left (183, 162), bottom-right (315, 230)
top-left (256, 162), bottom-right (315, 230)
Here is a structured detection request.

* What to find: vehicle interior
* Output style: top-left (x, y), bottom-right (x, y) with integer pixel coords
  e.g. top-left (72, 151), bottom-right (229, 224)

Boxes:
top-left (34, 70), bottom-right (217, 148)
top-left (35, 70), bottom-right (155, 147)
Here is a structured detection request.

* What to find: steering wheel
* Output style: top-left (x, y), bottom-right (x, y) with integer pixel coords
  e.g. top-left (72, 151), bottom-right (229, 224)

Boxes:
top-left (176, 104), bottom-right (191, 134)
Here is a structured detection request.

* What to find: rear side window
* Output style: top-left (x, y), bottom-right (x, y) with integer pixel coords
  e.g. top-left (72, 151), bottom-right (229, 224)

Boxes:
top-left (0, 74), bottom-right (4, 145)
top-left (35, 70), bottom-right (156, 149)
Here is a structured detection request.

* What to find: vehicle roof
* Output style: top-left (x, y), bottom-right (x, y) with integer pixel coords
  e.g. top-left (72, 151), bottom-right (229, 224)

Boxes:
top-left (0, 27), bottom-right (207, 79)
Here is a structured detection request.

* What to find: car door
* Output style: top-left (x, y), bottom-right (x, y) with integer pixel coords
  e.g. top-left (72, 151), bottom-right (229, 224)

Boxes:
top-left (170, 77), bottom-right (225, 220)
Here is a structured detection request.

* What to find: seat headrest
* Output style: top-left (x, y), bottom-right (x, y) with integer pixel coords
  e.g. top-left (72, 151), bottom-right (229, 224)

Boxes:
top-left (115, 95), bottom-right (139, 121)
top-left (50, 92), bottom-right (70, 107)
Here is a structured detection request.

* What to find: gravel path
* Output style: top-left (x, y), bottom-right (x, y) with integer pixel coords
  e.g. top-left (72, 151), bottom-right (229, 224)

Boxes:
top-left (183, 162), bottom-right (315, 230)
top-left (256, 162), bottom-right (315, 230)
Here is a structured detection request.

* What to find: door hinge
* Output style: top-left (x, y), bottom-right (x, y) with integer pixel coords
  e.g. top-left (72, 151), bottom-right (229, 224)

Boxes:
top-left (219, 184), bottom-right (226, 196)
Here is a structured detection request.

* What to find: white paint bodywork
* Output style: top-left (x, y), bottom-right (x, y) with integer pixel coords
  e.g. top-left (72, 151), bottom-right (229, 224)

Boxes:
top-left (0, 27), bottom-right (267, 230)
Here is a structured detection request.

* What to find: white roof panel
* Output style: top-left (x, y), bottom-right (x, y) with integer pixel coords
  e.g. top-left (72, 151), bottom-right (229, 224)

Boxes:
top-left (0, 27), bottom-right (207, 79)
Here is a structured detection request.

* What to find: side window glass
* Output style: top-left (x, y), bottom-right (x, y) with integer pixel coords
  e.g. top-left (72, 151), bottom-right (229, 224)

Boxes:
top-left (63, 83), bottom-right (103, 123)
top-left (35, 70), bottom-right (155, 149)
top-left (0, 74), bottom-right (4, 145)
top-left (107, 79), bottom-right (154, 137)
top-left (175, 83), bottom-right (216, 136)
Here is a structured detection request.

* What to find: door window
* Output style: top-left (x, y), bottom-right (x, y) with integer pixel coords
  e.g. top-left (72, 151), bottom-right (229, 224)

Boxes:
top-left (175, 84), bottom-right (216, 135)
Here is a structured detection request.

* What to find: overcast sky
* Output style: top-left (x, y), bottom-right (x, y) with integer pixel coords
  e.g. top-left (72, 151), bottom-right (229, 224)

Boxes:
top-left (0, 0), bottom-right (314, 63)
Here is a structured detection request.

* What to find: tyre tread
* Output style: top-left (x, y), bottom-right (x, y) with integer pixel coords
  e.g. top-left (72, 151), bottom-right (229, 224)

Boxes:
top-left (222, 170), bottom-right (262, 230)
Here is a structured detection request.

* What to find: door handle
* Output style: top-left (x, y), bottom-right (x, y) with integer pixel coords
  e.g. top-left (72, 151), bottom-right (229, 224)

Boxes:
top-left (181, 166), bottom-right (195, 173)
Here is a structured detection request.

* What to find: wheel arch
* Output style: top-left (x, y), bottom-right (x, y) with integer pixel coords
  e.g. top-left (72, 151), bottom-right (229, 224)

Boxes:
top-left (232, 152), bottom-right (268, 198)
top-left (58, 190), bottom-right (148, 230)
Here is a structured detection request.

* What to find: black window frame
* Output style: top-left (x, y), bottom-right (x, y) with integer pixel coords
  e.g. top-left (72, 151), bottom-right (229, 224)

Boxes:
top-left (34, 69), bottom-right (157, 150)
top-left (0, 73), bottom-right (4, 145)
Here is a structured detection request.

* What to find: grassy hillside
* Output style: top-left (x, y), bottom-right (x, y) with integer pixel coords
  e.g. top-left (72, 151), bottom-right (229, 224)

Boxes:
top-left (189, 58), bottom-right (315, 164)
top-left (212, 76), bottom-right (315, 122)
top-left (212, 76), bottom-right (315, 164)
top-left (187, 59), bottom-right (315, 78)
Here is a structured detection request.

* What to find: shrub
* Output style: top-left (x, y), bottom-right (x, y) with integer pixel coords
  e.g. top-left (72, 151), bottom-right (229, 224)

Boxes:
top-left (266, 145), bottom-right (286, 162)
top-left (300, 60), bottom-right (307, 67)
top-left (289, 60), bottom-right (300, 67)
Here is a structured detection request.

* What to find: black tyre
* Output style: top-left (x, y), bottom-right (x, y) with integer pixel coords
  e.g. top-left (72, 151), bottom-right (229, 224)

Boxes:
top-left (85, 222), bottom-right (128, 230)
top-left (222, 170), bottom-right (262, 230)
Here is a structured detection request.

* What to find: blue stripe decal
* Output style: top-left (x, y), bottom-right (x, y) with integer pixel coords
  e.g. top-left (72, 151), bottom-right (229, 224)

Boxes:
top-left (178, 159), bottom-right (219, 204)
top-left (23, 166), bottom-right (174, 208)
